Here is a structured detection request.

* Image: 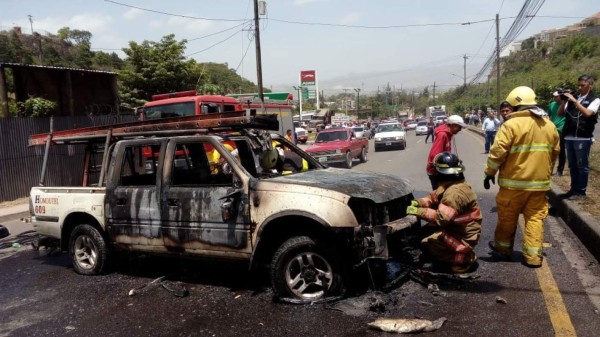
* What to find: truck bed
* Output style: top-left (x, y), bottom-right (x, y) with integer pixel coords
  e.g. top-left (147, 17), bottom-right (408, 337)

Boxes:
top-left (30, 187), bottom-right (106, 239)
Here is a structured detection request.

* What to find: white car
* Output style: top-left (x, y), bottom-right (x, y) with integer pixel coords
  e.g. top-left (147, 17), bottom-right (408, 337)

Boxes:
top-left (374, 122), bottom-right (407, 151)
top-left (352, 126), bottom-right (367, 138)
top-left (415, 121), bottom-right (428, 135)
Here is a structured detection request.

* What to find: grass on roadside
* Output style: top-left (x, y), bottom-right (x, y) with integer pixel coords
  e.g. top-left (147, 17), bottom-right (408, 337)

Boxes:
top-left (552, 141), bottom-right (600, 218)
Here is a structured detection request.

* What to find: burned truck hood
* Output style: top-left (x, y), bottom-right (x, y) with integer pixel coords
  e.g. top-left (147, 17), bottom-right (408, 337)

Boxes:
top-left (266, 168), bottom-right (413, 203)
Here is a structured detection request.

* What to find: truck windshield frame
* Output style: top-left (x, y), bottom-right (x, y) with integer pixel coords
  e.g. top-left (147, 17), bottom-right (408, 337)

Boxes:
top-left (144, 102), bottom-right (196, 120)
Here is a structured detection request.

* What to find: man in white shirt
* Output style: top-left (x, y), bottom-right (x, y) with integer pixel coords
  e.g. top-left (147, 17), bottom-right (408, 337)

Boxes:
top-left (482, 111), bottom-right (501, 154)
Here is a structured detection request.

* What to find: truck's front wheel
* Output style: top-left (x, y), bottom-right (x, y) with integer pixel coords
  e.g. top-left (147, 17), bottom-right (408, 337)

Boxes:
top-left (69, 224), bottom-right (109, 275)
top-left (271, 236), bottom-right (344, 303)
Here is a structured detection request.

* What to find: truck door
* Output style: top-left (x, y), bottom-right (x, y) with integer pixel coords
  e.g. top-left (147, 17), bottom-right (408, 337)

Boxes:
top-left (105, 139), bottom-right (166, 248)
top-left (161, 138), bottom-right (253, 254)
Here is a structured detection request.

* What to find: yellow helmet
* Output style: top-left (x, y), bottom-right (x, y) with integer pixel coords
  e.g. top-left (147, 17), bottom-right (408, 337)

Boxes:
top-left (505, 86), bottom-right (537, 106)
top-left (259, 149), bottom-right (279, 170)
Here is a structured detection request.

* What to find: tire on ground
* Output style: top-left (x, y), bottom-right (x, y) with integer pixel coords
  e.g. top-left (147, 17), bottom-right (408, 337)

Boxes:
top-left (344, 151), bottom-right (353, 169)
top-left (270, 236), bottom-right (344, 303)
top-left (69, 224), bottom-right (109, 276)
top-left (359, 147), bottom-right (368, 163)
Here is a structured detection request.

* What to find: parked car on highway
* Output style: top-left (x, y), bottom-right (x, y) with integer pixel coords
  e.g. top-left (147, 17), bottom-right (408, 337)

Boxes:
top-left (374, 122), bottom-right (407, 151)
top-left (306, 127), bottom-right (369, 168)
top-left (295, 127), bottom-right (308, 144)
top-left (415, 121), bottom-right (428, 135)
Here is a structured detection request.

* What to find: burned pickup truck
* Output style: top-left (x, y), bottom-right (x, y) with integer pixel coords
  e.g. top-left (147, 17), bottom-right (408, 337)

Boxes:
top-left (28, 111), bottom-right (418, 302)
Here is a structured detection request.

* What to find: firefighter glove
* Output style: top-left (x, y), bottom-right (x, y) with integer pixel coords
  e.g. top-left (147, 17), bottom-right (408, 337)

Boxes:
top-left (410, 200), bottom-right (419, 207)
top-left (483, 174), bottom-right (496, 190)
top-left (406, 205), bottom-right (418, 215)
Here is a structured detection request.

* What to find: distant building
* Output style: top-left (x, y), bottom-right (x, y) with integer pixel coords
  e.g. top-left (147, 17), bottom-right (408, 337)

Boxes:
top-left (501, 41), bottom-right (522, 57)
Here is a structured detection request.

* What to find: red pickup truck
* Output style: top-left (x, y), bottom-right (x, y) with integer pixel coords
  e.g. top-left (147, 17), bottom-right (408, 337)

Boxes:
top-left (305, 127), bottom-right (369, 168)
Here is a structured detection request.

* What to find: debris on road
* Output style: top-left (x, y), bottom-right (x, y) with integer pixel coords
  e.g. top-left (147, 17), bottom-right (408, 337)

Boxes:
top-left (427, 283), bottom-right (447, 297)
top-left (128, 275), bottom-right (189, 298)
top-left (368, 317), bottom-right (447, 333)
top-left (495, 296), bottom-right (508, 304)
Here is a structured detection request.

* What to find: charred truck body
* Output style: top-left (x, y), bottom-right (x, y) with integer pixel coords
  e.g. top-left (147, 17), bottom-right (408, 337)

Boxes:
top-left (28, 111), bottom-right (418, 302)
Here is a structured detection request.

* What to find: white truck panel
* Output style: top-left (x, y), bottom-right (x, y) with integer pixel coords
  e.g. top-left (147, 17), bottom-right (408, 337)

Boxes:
top-left (30, 187), bottom-right (106, 239)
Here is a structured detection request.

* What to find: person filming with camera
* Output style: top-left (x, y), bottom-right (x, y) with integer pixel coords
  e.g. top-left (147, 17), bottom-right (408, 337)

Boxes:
top-left (557, 75), bottom-right (600, 200)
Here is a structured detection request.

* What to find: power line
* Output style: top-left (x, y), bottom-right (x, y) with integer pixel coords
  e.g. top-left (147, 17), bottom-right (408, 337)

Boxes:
top-left (269, 17), bottom-right (496, 29)
top-left (104, 0), bottom-right (247, 22)
top-left (187, 21), bottom-right (250, 42)
top-left (470, 0), bottom-right (546, 84)
top-left (186, 28), bottom-right (243, 57)
top-left (235, 36), bottom-right (254, 72)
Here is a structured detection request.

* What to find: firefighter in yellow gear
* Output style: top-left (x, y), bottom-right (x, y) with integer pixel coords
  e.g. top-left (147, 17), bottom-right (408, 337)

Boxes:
top-left (484, 86), bottom-right (559, 267)
top-left (407, 152), bottom-right (482, 273)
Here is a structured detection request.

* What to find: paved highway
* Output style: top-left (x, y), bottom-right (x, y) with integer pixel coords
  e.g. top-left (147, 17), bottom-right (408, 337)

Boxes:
top-left (1, 130), bottom-right (600, 336)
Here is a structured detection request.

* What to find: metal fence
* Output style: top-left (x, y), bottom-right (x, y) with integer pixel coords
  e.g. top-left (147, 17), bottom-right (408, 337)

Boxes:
top-left (0, 115), bottom-right (137, 202)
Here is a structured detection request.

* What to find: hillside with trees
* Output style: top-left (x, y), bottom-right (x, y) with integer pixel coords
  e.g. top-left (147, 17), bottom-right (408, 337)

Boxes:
top-left (0, 27), bottom-right (260, 115)
top-left (439, 33), bottom-right (600, 114)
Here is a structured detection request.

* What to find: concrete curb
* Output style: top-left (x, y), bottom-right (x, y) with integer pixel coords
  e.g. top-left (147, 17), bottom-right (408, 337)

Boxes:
top-left (467, 126), bottom-right (600, 261)
top-left (548, 184), bottom-right (600, 260)
top-left (0, 204), bottom-right (30, 224)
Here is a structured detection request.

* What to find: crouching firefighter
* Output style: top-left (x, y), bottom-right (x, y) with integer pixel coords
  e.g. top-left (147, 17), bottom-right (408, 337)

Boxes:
top-left (406, 152), bottom-right (482, 273)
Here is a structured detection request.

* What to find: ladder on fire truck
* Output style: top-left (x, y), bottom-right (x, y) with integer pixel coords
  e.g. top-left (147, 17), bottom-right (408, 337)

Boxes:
top-left (29, 110), bottom-right (279, 186)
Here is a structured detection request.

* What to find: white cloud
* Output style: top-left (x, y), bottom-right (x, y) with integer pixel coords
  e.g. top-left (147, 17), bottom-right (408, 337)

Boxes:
top-left (166, 15), bottom-right (213, 33)
top-left (31, 13), bottom-right (113, 35)
top-left (339, 12), bottom-right (361, 25)
top-left (123, 8), bottom-right (143, 21)
top-left (294, 0), bottom-right (326, 6)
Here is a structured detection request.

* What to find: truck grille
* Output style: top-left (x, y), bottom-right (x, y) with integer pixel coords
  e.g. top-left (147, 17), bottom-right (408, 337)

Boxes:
top-left (310, 150), bottom-right (336, 156)
top-left (349, 195), bottom-right (413, 227)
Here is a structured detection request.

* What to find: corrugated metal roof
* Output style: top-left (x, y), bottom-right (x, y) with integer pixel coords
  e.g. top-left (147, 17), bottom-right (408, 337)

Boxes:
top-left (0, 63), bottom-right (117, 75)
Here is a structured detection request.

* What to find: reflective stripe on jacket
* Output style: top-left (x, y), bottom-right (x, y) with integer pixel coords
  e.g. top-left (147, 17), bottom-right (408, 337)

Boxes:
top-left (415, 180), bottom-right (482, 244)
top-left (484, 110), bottom-right (559, 191)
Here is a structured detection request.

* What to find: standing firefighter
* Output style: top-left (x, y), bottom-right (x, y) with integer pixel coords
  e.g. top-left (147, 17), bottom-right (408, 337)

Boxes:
top-left (407, 152), bottom-right (482, 273)
top-left (484, 86), bottom-right (559, 268)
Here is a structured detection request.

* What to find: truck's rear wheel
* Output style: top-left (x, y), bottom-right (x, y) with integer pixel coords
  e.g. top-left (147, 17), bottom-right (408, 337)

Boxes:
top-left (69, 224), bottom-right (109, 275)
top-left (271, 236), bottom-right (344, 303)
top-left (344, 151), bottom-right (353, 169)
top-left (359, 147), bottom-right (368, 163)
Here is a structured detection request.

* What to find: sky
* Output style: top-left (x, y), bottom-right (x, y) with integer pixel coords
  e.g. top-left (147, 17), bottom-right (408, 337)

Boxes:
top-left (1, 0), bottom-right (598, 96)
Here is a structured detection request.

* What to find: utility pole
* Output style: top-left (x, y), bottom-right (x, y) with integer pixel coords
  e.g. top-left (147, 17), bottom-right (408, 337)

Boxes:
top-left (28, 15), bottom-right (33, 34)
top-left (463, 54), bottom-right (468, 90)
top-left (432, 82), bottom-right (436, 105)
top-left (495, 13), bottom-right (501, 108)
top-left (293, 86), bottom-right (303, 124)
top-left (343, 88), bottom-right (349, 113)
top-left (478, 83), bottom-right (481, 112)
top-left (354, 88), bottom-right (360, 118)
top-left (253, 0), bottom-right (264, 103)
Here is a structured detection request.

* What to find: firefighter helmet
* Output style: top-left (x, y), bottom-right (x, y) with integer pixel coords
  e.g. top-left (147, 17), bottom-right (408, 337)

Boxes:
top-left (505, 86), bottom-right (537, 106)
top-left (259, 148), bottom-right (279, 170)
top-left (433, 152), bottom-right (465, 175)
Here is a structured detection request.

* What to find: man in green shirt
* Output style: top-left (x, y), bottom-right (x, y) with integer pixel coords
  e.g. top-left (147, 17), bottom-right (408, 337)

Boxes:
top-left (549, 90), bottom-right (566, 176)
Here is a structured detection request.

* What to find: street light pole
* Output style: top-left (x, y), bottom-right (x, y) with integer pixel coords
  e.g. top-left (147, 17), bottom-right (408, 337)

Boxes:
top-left (253, 0), bottom-right (264, 103)
top-left (293, 86), bottom-right (303, 124)
top-left (354, 88), bottom-right (360, 118)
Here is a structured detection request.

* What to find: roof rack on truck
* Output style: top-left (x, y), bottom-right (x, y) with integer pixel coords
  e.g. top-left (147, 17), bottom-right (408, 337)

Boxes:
top-left (29, 110), bottom-right (279, 186)
top-left (28, 110), bottom-right (278, 146)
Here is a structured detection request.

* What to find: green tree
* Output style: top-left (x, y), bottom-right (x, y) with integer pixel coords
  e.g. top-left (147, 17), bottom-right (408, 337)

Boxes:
top-left (119, 34), bottom-right (196, 102)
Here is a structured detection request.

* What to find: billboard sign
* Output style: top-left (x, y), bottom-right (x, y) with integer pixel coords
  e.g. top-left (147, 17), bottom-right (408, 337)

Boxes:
top-left (300, 70), bottom-right (316, 86)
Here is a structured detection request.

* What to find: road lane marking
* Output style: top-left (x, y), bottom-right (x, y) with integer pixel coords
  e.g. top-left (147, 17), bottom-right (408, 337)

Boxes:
top-left (518, 217), bottom-right (577, 336)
